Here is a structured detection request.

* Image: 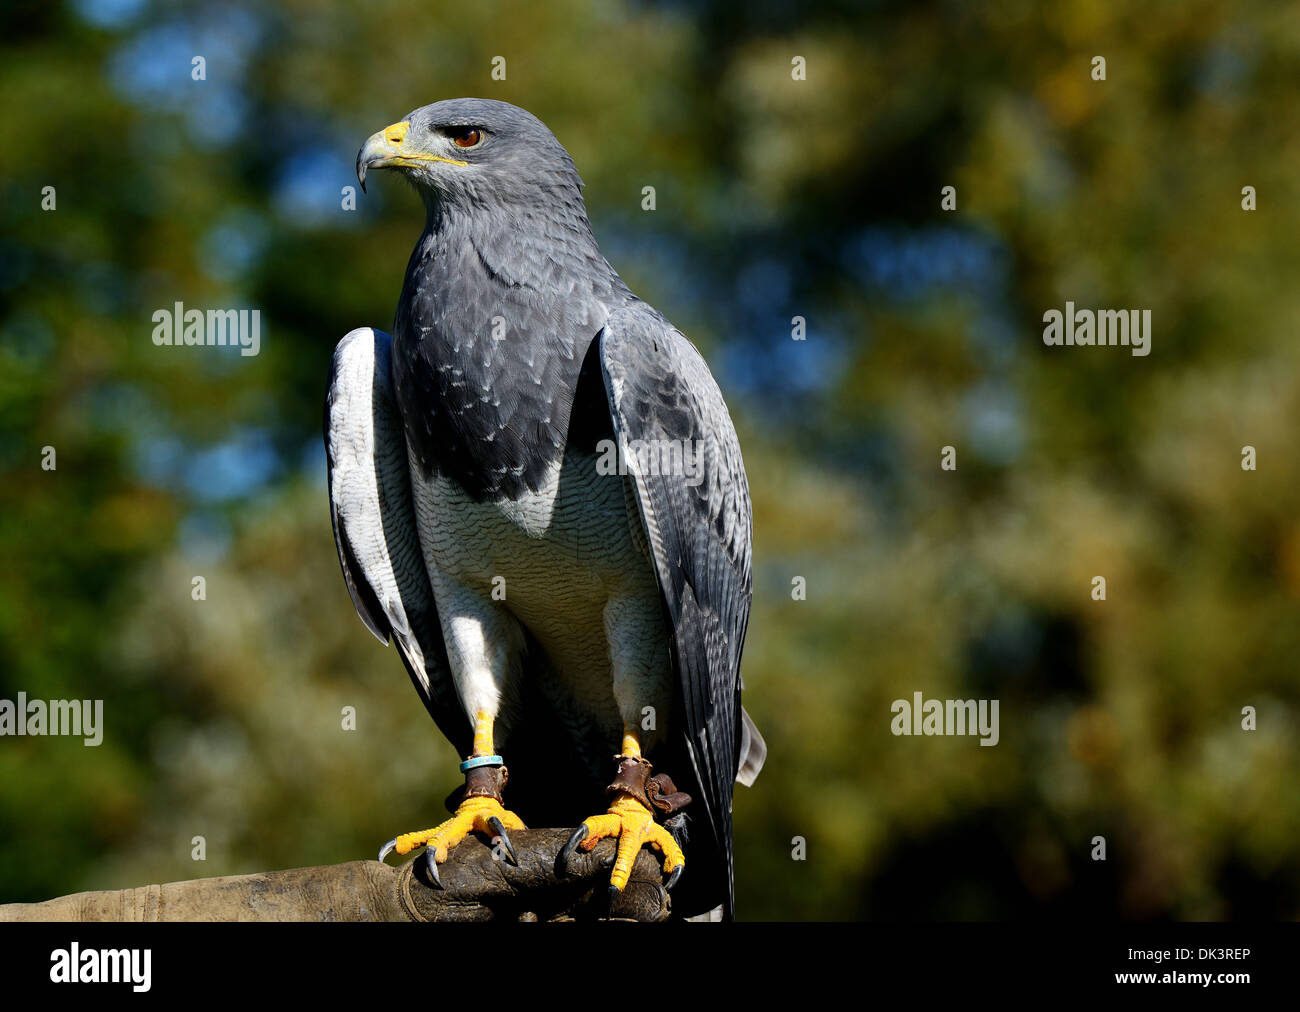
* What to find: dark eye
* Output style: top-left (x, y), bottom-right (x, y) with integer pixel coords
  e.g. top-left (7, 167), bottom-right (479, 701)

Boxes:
top-left (447, 126), bottom-right (482, 149)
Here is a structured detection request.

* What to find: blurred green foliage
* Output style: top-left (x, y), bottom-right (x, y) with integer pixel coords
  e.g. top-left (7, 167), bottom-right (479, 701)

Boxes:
top-left (1, 0), bottom-right (1298, 919)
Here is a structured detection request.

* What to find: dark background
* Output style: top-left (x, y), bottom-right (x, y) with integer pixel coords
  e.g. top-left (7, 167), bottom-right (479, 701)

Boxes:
top-left (2, 0), bottom-right (1297, 920)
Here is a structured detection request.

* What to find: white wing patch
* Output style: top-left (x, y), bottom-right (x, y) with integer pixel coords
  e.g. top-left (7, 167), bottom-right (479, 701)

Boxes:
top-left (326, 327), bottom-right (439, 693)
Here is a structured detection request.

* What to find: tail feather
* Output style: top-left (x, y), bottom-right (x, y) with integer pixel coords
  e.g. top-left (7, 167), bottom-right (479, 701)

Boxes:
top-left (735, 707), bottom-right (766, 787)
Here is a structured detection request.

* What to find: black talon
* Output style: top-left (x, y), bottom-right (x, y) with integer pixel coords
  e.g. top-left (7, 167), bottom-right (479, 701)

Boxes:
top-left (488, 817), bottom-right (518, 865)
top-left (665, 865), bottom-right (683, 891)
top-left (424, 850), bottom-right (442, 889)
top-left (560, 824), bottom-right (590, 871)
top-left (608, 884), bottom-right (621, 907)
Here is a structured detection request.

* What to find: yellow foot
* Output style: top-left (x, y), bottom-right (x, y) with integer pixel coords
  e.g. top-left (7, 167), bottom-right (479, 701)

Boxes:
top-left (562, 796), bottom-right (684, 894)
top-left (378, 796), bottom-right (526, 882)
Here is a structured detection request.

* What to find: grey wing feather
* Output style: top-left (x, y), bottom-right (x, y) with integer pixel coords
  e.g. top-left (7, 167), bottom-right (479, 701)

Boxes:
top-left (598, 304), bottom-right (763, 912)
top-left (325, 328), bottom-right (468, 755)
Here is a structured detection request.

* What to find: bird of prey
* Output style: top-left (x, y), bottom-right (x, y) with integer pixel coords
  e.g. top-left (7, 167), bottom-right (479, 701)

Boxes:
top-left (326, 98), bottom-right (764, 919)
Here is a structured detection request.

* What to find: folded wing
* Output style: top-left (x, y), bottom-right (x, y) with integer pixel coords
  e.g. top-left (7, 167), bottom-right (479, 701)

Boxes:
top-left (325, 327), bottom-right (468, 756)
top-left (598, 305), bottom-right (764, 915)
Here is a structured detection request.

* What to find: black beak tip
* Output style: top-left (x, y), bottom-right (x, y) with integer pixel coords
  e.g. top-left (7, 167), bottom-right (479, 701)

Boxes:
top-left (356, 154), bottom-right (367, 193)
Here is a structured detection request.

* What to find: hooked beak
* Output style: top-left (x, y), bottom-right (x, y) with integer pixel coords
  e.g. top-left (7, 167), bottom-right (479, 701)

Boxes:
top-left (355, 120), bottom-right (468, 193)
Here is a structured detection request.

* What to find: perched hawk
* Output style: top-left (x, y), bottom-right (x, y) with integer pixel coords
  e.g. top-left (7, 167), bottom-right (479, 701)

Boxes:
top-left (326, 98), bottom-right (764, 919)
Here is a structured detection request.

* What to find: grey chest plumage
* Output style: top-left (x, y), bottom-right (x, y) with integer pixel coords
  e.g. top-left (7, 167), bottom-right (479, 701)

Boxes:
top-left (391, 211), bottom-right (630, 503)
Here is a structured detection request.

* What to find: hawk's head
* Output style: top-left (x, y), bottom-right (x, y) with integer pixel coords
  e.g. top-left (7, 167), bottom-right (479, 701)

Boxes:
top-left (356, 98), bottom-right (582, 212)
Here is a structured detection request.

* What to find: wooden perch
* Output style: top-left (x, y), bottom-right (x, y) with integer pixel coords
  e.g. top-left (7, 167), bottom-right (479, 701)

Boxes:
top-left (0, 829), bottom-right (672, 922)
